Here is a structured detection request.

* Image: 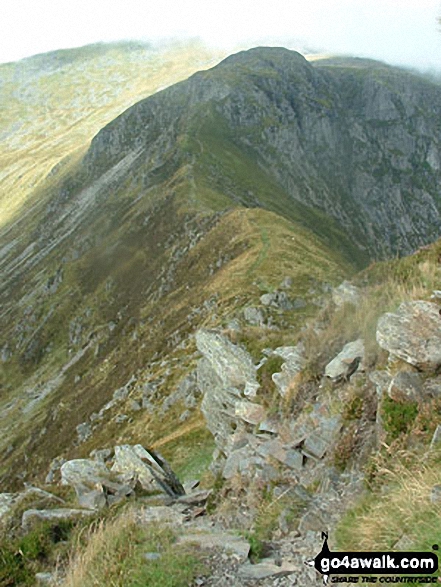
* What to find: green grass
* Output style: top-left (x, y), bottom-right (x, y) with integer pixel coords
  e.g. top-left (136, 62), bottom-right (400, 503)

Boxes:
top-left (63, 508), bottom-right (204, 587)
top-left (381, 396), bottom-right (419, 442)
top-left (0, 519), bottom-right (74, 587)
top-left (157, 427), bottom-right (216, 482)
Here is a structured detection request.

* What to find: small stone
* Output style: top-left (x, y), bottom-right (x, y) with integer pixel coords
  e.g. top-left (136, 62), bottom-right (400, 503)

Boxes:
top-left (431, 485), bottom-right (441, 504)
top-left (76, 422), bottom-right (92, 443)
top-left (144, 552), bottom-right (161, 561)
top-left (179, 409), bottom-right (191, 422)
top-left (325, 339), bottom-right (364, 380)
top-left (35, 572), bottom-right (56, 585)
top-left (129, 400), bottom-right (142, 411)
top-left (302, 433), bottom-right (329, 459)
top-left (243, 306), bottom-right (265, 326)
top-left (393, 534), bottom-right (413, 550)
top-left (283, 449), bottom-right (304, 470)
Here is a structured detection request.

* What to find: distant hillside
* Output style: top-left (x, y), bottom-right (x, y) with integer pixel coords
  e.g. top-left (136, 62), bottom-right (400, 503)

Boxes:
top-left (0, 40), bottom-right (225, 227)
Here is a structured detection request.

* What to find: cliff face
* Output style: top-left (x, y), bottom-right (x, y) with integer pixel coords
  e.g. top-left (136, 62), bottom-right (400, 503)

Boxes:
top-left (1, 46), bottom-right (441, 489)
top-left (81, 47), bottom-right (441, 259)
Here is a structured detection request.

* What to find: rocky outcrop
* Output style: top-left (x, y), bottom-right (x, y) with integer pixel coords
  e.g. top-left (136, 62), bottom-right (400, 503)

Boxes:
top-left (0, 487), bottom-right (65, 528)
top-left (196, 330), bottom-right (259, 398)
top-left (112, 445), bottom-right (185, 497)
top-left (196, 330), bottom-right (262, 455)
top-left (376, 301), bottom-right (441, 370)
top-left (60, 444), bottom-right (184, 509)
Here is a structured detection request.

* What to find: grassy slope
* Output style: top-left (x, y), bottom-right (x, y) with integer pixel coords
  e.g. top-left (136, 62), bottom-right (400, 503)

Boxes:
top-left (0, 40), bottom-right (226, 228)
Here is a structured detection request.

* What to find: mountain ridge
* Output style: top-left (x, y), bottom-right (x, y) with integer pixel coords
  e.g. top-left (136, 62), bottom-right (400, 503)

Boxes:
top-left (1, 45), bottom-right (441, 491)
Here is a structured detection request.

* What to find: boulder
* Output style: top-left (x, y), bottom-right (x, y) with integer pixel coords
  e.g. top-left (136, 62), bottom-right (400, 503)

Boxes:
top-left (61, 458), bottom-right (130, 509)
top-left (112, 445), bottom-right (185, 497)
top-left (388, 371), bottom-right (423, 403)
top-left (325, 339), bottom-right (364, 381)
top-left (112, 446), bottom-right (156, 491)
top-left (0, 488), bottom-right (64, 526)
top-left (60, 459), bottom-right (110, 489)
top-left (196, 331), bottom-right (265, 455)
top-left (376, 301), bottom-right (441, 370)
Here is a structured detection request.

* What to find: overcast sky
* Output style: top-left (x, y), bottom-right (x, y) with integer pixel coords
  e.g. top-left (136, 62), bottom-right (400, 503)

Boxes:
top-left (2, 0), bottom-right (441, 70)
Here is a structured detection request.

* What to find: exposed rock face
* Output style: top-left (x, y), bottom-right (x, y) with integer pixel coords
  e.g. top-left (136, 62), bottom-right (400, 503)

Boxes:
top-left (376, 301), bottom-right (441, 369)
top-left (325, 339), bottom-right (365, 380)
top-left (196, 330), bottom-right (259, 398)
top-left (85, 48), bottom-right (441, 261)
top-left (196, 330), bottom-right (264, 457)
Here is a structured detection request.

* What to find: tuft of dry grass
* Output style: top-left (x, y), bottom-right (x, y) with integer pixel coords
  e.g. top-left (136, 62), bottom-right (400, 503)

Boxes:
top-left (336, 450), bottom-right (441, 553)
top-left (62, 510), bottom-right (142, 587)
top-left (61, 507), bottom-right (204, 587)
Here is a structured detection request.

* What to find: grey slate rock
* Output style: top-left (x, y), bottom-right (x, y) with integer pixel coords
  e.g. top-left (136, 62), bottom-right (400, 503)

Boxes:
top-left (325, 339), bottom-right (364, 380)
top-left (22, 508), bottom-right (95, 531)
top-left (388, 371), bottom-right (423, 403)
top-left (243, 306), bottom-right (265, 326)
top-left (377, 301), bottom-right (441, 370)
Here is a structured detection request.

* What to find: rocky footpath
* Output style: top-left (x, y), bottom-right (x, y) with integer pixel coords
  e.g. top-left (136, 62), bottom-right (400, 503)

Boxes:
top-left (2, 283), bottom-right (441, 586)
